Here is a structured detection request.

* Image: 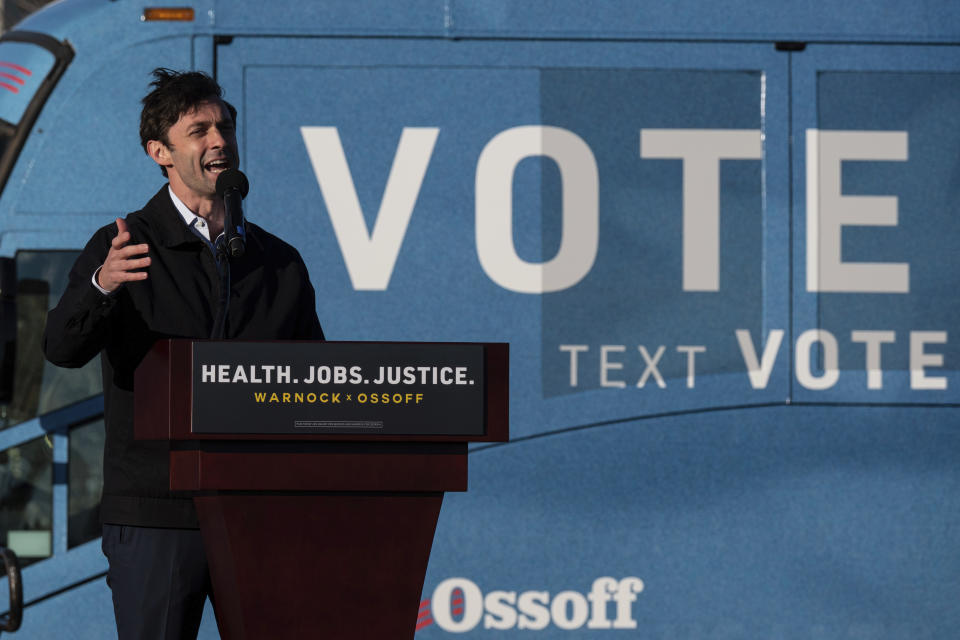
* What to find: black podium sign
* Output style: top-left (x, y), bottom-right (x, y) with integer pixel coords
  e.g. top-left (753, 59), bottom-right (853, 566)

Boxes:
top-left (191, 341), bottom-right (486, 436)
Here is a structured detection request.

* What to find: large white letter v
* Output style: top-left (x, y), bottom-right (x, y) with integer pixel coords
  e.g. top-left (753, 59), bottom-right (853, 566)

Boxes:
top-left (301, 126), bottom-right (439, 290)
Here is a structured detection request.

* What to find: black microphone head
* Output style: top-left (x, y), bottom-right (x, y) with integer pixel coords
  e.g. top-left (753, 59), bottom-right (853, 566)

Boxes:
top-left (215, 168), bottom-right (249, 199)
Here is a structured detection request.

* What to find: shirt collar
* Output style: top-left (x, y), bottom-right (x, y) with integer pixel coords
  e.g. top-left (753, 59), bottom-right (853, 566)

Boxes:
top-left (168, 185), bottom-right (212, 241)
top-left (162, 183), bottom-right (260, 252)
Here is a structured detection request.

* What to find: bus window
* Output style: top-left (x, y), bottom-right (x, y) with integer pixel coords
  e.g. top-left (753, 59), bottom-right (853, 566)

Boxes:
top-left (67, 417), bottom-right (103, 549)
top-left (0, 434), bottom-right (52, 566)
top-left (3, 250), bottom-right (102, 431)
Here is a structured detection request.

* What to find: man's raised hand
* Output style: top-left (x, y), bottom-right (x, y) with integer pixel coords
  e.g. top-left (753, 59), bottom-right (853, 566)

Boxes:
top-left (97, 218), bottom-right (150, 293)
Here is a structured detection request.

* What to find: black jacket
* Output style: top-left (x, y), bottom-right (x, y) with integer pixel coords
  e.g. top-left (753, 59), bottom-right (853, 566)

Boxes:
top-left (43, 186), bottom-right (324, 527)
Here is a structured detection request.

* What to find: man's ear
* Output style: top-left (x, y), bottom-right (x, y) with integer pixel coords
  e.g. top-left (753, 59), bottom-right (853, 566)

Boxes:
top-left (146, 139), bottom-right (172, 168)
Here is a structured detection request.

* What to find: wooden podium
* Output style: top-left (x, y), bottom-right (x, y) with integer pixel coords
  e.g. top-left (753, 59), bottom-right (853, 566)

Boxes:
top-left (134, 339), bottom-right (508, 640)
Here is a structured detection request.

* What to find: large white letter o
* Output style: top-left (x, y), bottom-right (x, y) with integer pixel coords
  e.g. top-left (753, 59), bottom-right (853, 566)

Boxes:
top-left (476, 125), bottom-right (599, 294)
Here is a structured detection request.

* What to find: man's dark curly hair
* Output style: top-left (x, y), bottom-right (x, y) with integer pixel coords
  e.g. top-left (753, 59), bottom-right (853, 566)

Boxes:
top-left (139, 68), bottom-right (237, 175)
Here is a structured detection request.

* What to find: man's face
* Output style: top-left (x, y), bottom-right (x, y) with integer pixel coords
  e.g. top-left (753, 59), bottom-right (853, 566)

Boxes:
top-left (158, 98), bottom-right (238, 201)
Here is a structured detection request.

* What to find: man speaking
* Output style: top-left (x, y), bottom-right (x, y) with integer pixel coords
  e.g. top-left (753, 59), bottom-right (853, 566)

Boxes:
top-left (43, 68), bottom-right (324, 639)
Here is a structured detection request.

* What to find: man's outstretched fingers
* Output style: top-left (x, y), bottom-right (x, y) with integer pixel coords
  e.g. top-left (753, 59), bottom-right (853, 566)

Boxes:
top-left (98, 218), bottom-right (151, 292)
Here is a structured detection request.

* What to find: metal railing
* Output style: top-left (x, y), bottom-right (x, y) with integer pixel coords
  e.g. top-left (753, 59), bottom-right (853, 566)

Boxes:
top-left (0, 547), bottom-right (21, 635)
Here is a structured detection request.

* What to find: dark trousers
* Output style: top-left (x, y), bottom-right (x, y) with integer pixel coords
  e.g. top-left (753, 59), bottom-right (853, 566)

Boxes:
top-left (102, 524), bottom-right (214, 640)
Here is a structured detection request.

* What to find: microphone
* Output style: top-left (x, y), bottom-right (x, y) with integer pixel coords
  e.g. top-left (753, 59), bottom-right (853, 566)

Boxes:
top-left (215, 168), bottom-right (249, 258)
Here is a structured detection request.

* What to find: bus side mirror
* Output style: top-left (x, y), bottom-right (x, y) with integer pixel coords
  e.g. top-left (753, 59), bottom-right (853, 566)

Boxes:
top-left (0, 258), bottom-right (16, 405)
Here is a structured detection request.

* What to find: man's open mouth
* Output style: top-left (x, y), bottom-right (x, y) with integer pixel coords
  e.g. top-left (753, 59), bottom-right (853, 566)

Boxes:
top-left (204, 159), bottom-right (230, 173)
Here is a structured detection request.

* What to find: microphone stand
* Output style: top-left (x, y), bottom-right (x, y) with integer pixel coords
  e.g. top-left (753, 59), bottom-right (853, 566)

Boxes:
top-left (211, 169), bottom-right (248, 339)
top-left (211, 237), bottom-right (231, 340)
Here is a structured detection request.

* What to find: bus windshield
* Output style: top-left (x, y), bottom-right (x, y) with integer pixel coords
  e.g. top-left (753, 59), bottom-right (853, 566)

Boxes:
top-left (0, 41), bottom-right (55, 128)
top-left (0, 31), bottom-right (72, 195)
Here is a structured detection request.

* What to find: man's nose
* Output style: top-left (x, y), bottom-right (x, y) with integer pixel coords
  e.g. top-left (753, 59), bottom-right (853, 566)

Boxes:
top-left (208, 127), bottom-right (227, 148)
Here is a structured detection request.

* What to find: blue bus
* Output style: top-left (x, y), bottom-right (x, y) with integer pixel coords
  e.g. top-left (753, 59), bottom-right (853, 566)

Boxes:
top-left (0, 0), bottom-right (958, 637)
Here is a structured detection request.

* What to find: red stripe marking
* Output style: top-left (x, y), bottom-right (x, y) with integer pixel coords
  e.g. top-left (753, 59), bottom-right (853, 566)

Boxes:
top-left (0, 61), bottom-right (31, 75)
top-left (419, 599), bottom-right (430, 610)
top-left (452, 607), bottom-right (463, 615)
top-left (415, 618), bottom-right (433, 631)
top-left (0, 82), bottom-right (18, 93)
top-left (0, 71), bottom-right (24, 85)
top-left (417, 609), bottom-right (430, 620)
top-left (452, 597), bottom-right (463, 605)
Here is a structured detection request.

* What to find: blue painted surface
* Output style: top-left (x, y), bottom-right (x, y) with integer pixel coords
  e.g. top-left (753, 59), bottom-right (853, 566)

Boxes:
top-left (22, 0), bottom-right (960, 43)
top-left (420, 405), bottom-right (960, 637)
top-left (450, 0), bottom-right (960, 43)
